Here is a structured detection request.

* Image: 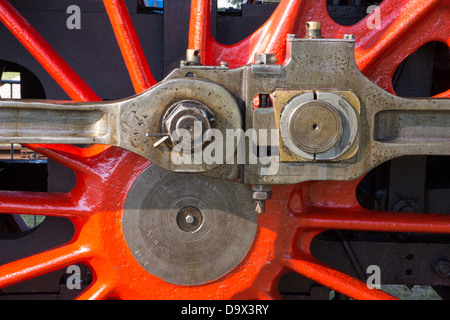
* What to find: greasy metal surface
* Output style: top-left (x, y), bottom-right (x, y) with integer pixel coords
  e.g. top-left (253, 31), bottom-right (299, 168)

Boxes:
top-left (0, 36), bottom-right (449, 186)
top-left (120, 77), bottom-right (242, 173)
top-left (122, 164), bottom-right (257, 285)
top-left (170, 37), bottom-right (450, 184)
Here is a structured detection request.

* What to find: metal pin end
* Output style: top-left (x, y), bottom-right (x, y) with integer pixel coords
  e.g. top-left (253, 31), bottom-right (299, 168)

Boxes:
top-left (343, 34), bottom-right (356, 41)
top-left (287, 34), bottom-right (297, 41)
top-left (255, 200), bottom-right (265, 214)
top-left (186, 49), bottom-right (201, 65)
top-left (153, 136), bottom-right (169, 148)
top-left (306, 21), bottom-right (322, 39)
top-left (146, 133), bottom-right (170, 148)
top-left (146, 133), bottom-right (169, 137)
top-left (185, 214), bottom-right (195, 224)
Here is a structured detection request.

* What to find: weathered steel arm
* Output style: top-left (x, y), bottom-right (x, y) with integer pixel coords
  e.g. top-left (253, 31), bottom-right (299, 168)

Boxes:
top-left (0, 99), bottom-right (115, 145)
top-left (0, 35), bottom-right (449, 187)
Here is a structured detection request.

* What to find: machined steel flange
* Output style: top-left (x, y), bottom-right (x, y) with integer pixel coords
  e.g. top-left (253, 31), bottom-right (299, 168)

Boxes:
top-left (279, 91), bottom-right (359, 161)
top-left (122, 164), bottom-right (257, 285)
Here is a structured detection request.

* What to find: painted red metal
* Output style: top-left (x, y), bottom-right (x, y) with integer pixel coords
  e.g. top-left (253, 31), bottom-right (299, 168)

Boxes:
top-left (189, 0), bottom-right (450, 97)
top-left (0, 0), bottom-right (101, 102)
top-left (104, 0), bottom-right (157, 93)
top-left (0, 0), bottom-right (448, 300)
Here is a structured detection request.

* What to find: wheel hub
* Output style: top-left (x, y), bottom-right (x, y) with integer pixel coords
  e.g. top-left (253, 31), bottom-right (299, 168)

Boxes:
top-left (122, 164), bottom-right (257, 285)
top-left (177, 206), bottom-right (203, 232)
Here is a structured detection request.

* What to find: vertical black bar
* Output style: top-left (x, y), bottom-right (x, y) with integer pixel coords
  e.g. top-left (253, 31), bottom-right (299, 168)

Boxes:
top-left (211, 0), bottom-right (217, 39)
top-left (163, 0), bottom-right (191, 75)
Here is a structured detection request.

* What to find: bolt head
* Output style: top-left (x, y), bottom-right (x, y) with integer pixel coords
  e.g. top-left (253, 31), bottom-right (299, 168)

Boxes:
top-left (161, 100), bottom-right (216, 149)
top-left (343, 34), bottom-right (356, 41)
top-left (435, 261), bottom-right (450, 278)
top-left (252, 191), bottom-right (272, 201)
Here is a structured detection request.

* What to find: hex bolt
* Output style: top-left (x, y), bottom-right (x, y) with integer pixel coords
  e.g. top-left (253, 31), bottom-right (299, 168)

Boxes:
top-left (254, 53), bottom-right (274, 109)
top-left (220, 61), bottom-right (228, 68)
top-left (161, 100), bottom-right (216, 149)
top-left (435, 261), bottom-right (450, 278)
top-left (252, 185), bottom-right (272, 214)
top-left (287, 33), bottom-right (297, 41)
top-left (343, 34), bottom-right (356, 41)
top-left (259, 94), bottom-right (269, 108)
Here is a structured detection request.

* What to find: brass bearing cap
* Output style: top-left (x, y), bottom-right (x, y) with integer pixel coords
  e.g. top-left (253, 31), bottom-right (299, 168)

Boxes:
top-left (279, 92), bottom-right (358, 161)
top-left (288, 100), bottom-right (342, 154)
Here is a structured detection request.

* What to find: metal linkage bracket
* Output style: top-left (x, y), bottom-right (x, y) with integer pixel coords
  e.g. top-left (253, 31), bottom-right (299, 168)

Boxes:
top-left (0, 33), bottom-right (449, 186)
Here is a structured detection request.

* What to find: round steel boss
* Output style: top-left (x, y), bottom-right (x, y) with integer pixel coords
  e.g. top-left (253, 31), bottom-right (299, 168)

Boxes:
top-left (122, 164), bottom-right (257, 285)
top-left (289, 100), bottom-right (342, 154)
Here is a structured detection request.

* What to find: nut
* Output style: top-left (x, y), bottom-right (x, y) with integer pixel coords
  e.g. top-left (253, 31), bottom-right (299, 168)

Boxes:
top-left (161, 100), bottom-right (216, 149)
top-left (252, 191), bottom-right (272, 201)
top-left (252, 185), bottom-right (272, 214)
top-left (435, 261), bottom-right (450, 278)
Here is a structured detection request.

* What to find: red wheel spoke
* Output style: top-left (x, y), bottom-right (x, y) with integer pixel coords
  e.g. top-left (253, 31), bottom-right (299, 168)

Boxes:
top-left (434, 88), bottom-right (450, 98)
top-left (104, 0), bottom-right (157, 93)
top-left (189, 0), bottom-right (449, 96)
top-left (0, 243), bottom-right (92, 289)
top-left (352, 0), bottom-right (449, 93)
top-left (354, 0), bottom-right (442, 73)
top-left (76, 277), bottom-right (116, 300)
top-left (189, 0), bottom-right (304, 67)
top-left (23, 144), bottom-right (112, 175)
top-left (75, 256), bottom-right (117, 300)
top-left (188, 0), bottom-right (211, 63)
top-left (284, 254), bottom-right (398, 300)
top-left (0, 191), bottom-right (92, 220)
top-left (299, 208), bottom-right (450, 235)
top-left (24, 144), bottom-right (110, 159)
top-left (0, 0), bottom-right (101, 102)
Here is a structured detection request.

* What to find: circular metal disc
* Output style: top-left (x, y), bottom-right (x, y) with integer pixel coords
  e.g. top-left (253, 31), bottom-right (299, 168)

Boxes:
top-left (122, 164), bottom-right (257, 285)
top-left (290, 100), bottom-right (342, 154)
